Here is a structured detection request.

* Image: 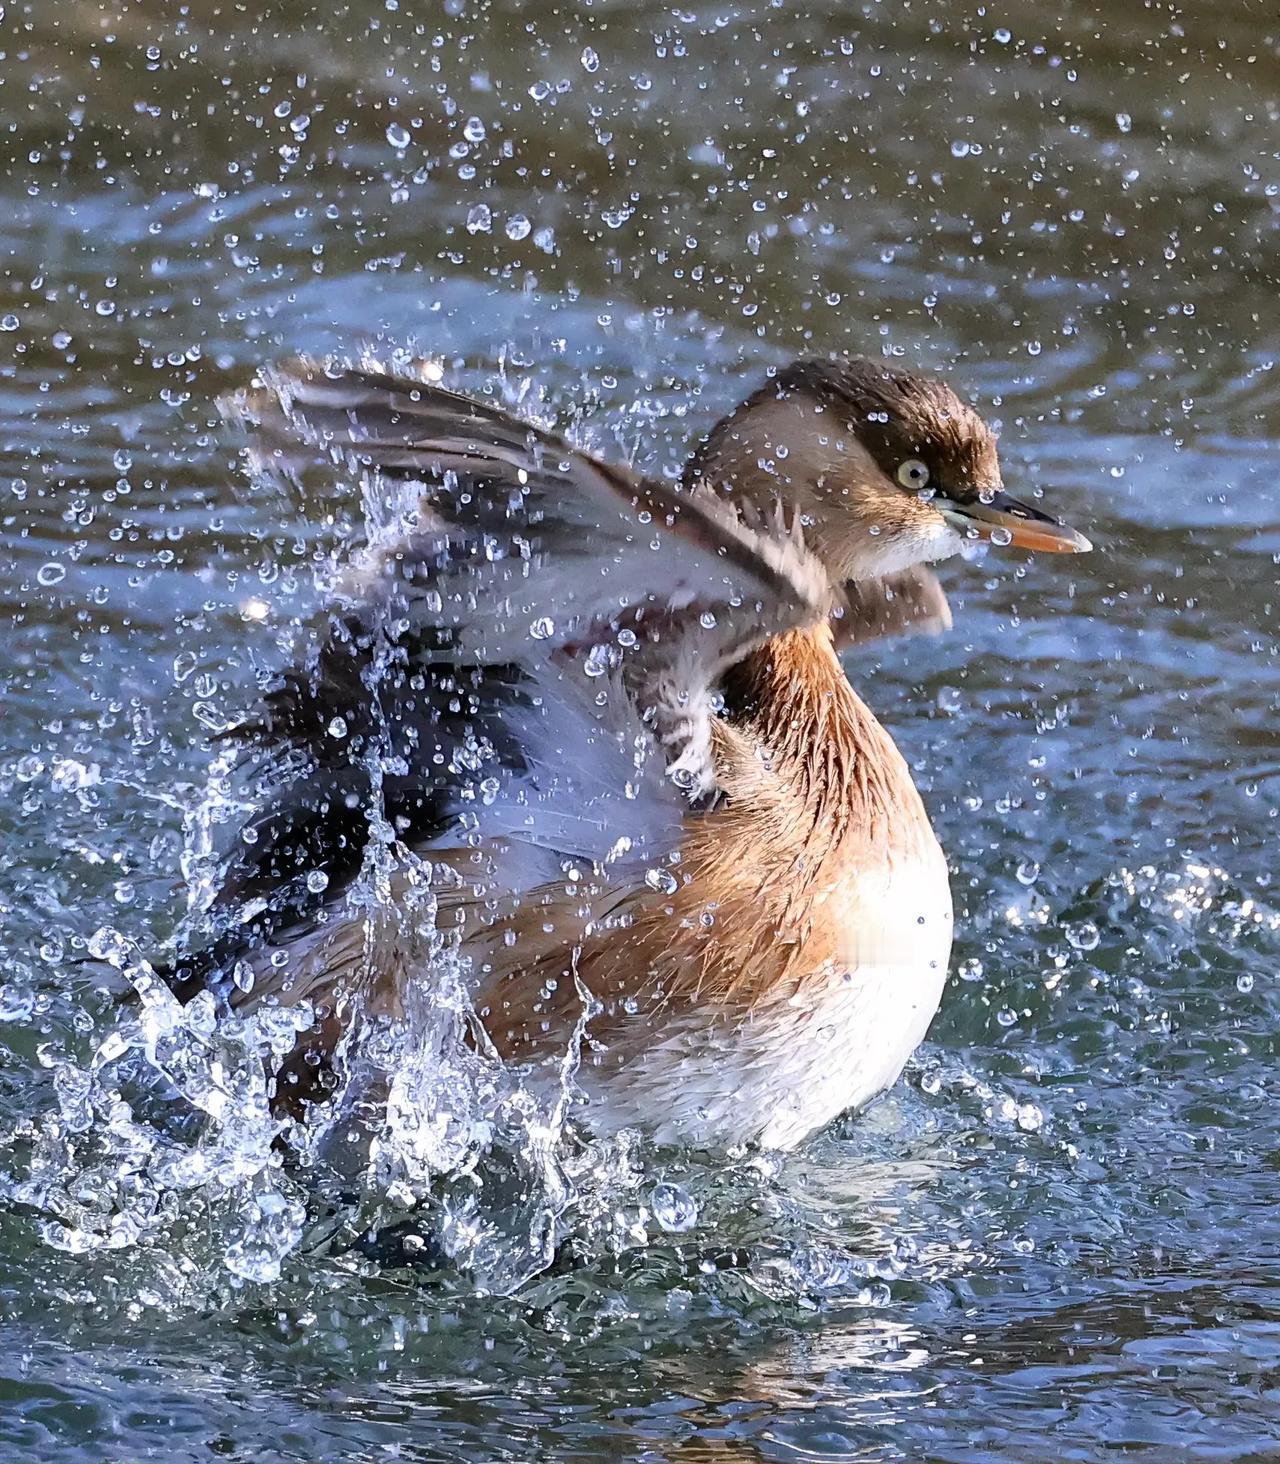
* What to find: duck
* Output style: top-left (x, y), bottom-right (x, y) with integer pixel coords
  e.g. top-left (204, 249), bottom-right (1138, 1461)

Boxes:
top-left (165, 354), bottom-right (1090, 1153)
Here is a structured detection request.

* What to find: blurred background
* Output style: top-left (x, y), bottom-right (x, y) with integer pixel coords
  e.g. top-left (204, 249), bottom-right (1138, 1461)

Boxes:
top-left (1, 1), bottom-right (1279, 1459)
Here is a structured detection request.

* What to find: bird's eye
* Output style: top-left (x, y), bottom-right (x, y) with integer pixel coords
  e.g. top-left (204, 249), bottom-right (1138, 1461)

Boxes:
top-left (896, 458), bottom-right (930, 490)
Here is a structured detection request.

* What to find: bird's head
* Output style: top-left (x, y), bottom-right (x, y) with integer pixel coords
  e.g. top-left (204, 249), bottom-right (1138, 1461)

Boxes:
top-left (689, 357), bottom-right (1090, 583)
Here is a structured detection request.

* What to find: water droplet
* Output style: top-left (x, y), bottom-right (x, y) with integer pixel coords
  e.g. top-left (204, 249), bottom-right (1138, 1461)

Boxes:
top-left (386, 121), bottom-right (411, 149)
top-left (0, 314), bottom-right (19, 332)
top-left (988, 525), bottom-right (1013, 547)
top-left (529, 616), bottom-right (556, 640)
top-left (582, 643), bottom-right (614, 678)
top-left (306, 870), bottom-right (330, 895)
top-left (651, 1181), bottom-right (698, 1233)
top-left (580, 46), bottom-right (600, 72)
top-left (1065, 920), bottom-right (1100, 952)
top-left (173, 651), bottom-right (198, 683)
top-left (327, 716), bottom-right (348, 739)
top-left (505, 214), bottom-right (532, 241)
top-left (958, 957), bottom-right (984, 982)
top-left (645, 867), bottom-right (679, 895)
top-left (463, 116), bottom-right (486, 143)
top-left (465, 203), bottom-right (492, 234)
top-left (1116, 112), bottom-right (1132, 134)
top-left (87, 926), bottom-right (128, 964)
top-left (36, 562), bottom-right (66, 587)
top-left (1016, 860), bottom-right (1040, 886)
top-left (1237, 973), bottom-right (1255, 994)
top-left (950, 139), bottom-right (971, 158)
top-left (936, 685), bottom-right (962, 714)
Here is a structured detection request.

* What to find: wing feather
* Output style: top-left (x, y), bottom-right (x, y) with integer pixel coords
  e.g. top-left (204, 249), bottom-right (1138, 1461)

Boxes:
top-left (167, 362), bottom-right (838, 1009)
top-left (236, 360), bottom-right (833, 668)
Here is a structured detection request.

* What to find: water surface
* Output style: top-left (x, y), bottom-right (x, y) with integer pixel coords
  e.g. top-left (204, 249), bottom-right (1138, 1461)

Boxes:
top-left (2, 0), bottom-right (1279, 1458)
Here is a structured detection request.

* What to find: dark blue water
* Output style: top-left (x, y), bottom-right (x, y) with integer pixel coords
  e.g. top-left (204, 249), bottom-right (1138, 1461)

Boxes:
top-left (2, 1), bottom-right (1279, 1458)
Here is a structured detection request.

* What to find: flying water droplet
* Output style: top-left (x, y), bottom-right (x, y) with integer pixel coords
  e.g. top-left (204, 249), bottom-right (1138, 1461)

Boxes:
top-left (645, 867), bottom-right (679, 895)
top-left (582, 643), bottom-right (615, 678)
top-left (386, 122), bottom-right (411, 149)
top-left (651, 1181), bottom-right (698, 1233)
top-left (87, 926), bottom-right (128, 964)
top-left (1065, 920), bottom-right (1100, 952)
top-left (936, 685), bottom-right (962, 714)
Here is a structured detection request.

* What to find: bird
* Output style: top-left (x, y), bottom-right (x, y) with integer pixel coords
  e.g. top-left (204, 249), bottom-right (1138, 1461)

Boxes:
top-left (163, 353), bottom-right (1090, 1153)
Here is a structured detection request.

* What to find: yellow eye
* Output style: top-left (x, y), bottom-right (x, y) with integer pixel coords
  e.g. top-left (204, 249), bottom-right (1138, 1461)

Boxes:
top-left (896, 458), bottom-right (930, 490)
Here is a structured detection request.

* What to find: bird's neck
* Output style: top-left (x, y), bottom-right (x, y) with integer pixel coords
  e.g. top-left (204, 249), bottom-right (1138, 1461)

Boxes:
top-left (722, 623), bottom-right (927, 848)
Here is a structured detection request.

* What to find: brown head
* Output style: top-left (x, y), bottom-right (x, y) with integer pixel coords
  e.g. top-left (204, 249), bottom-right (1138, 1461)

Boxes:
top-left (687, 357), bottom-right (1090, 582)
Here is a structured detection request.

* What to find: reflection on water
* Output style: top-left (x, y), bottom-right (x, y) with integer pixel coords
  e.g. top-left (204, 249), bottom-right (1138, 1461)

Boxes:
top-left (2, 0), bottom-right (1280, 1458)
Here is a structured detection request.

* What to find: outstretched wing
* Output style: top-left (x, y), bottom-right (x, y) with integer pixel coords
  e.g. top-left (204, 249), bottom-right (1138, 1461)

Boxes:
top-left (232, 360), bottom-right (836, 795)
top-left (239, 360), bottom-right (831, 667)
top-left (164, 362), bottom-right (837, 1014)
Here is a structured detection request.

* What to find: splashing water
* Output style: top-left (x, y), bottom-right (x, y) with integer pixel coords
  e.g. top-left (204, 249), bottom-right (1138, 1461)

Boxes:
top-left (0, 393), bottom-right (652, 1302)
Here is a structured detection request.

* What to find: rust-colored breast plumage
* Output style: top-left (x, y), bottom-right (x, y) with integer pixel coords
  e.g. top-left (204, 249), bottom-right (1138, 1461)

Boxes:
top-left (471, 625), bottom-right (947, 1074)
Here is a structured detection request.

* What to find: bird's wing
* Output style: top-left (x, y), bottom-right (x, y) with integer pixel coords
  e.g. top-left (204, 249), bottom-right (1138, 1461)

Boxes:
top-left (833, 566), bottom-right (952, 650)
top-left (238, 359), bottom-right (831, 664)
top-left (163, 362), bottom-right (836, 1011)
top-left (230, 359), bottom-right (835, 798)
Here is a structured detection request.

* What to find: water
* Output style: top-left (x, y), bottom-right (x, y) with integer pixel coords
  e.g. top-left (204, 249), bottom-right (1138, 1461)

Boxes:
top-left (2, 0), bottom-right (1279, 1457)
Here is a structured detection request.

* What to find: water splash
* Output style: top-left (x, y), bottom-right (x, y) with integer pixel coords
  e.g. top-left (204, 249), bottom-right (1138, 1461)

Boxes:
top-left (0, 376), bottom-right (645, 1301)
top-left (7, 929), bottom-right (314, 1285)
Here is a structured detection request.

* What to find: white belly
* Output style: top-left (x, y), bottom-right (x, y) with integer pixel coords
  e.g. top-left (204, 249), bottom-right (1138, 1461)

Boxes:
top-left (574, 853), bottom-right (954, 1151)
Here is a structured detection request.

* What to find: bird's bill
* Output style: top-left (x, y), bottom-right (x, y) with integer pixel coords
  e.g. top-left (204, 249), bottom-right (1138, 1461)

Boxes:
top-left (942, 491), bottom-right (1092, 553)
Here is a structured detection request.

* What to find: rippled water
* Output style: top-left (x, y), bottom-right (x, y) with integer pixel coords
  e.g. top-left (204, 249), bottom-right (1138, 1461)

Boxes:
top-left (2, 0), bottom-right (1279, 1457)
